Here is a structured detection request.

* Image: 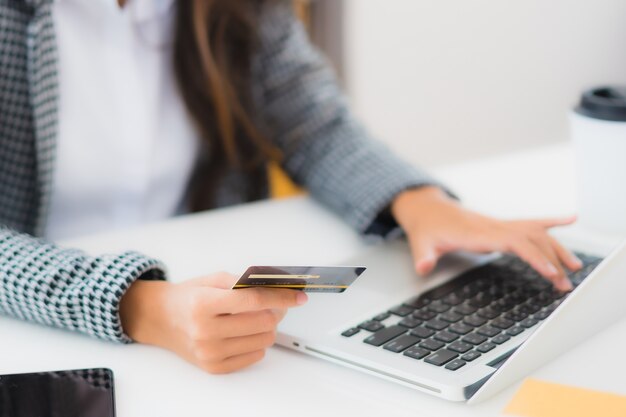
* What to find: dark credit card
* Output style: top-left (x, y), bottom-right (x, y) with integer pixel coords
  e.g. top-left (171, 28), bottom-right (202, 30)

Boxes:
top-left (232, 266), bottom-right (366, 293)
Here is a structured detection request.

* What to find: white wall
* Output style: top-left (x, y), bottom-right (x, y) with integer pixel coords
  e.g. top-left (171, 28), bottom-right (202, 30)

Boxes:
top-left (343, 0), bottom-right (626, 167)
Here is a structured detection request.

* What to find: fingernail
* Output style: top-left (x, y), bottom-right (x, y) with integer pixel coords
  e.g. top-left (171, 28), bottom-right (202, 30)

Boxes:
top-left (545, 263), bottom-right (559, 277)
top-left (296, 291), bottom-right (308, 305)
top-left (571, 255), bottom-right (583, 269)
top-left (560, 278), bottom-right (574, 292)
top-left (416, 256), bottom-right (436, 274)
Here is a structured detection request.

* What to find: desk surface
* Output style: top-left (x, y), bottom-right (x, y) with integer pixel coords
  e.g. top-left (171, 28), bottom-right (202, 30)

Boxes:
top-left (1, 143), bottom-right (624, 417)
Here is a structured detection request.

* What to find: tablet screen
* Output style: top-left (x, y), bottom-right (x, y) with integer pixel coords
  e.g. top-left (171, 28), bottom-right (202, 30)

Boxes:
top-left (0, 368), bottom-right (115, 417)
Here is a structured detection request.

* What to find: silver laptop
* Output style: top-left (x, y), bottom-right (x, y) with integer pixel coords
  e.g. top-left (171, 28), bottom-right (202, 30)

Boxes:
top-left (276, 239), bottom-right (626, 403)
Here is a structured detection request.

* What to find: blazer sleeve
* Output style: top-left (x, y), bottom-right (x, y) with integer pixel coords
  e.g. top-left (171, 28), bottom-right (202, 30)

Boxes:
top-left (0, 226), bottom-right (166, 343)
top-left (253, 4), bottom-right (451, 237)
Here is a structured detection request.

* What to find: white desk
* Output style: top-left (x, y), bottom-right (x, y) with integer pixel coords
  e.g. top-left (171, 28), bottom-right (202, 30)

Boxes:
top-left (1, 143), bottom-right (624, 416)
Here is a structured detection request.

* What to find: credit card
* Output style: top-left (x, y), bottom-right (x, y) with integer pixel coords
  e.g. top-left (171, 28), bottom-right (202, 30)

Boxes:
top-left (233, 266), bottom-right (366, 293)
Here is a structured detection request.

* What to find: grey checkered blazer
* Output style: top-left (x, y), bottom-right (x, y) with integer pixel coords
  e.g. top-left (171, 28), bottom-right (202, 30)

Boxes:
top-left (0, 0), bottom-right (440, 343)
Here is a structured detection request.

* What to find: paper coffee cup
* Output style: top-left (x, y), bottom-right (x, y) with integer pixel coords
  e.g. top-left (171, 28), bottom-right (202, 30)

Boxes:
top-left (571, 86), bottom-right (626, 236)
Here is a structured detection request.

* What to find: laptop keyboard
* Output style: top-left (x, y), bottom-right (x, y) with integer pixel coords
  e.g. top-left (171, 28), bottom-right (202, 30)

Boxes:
top-left (341, 253), bottom-right (602, 371)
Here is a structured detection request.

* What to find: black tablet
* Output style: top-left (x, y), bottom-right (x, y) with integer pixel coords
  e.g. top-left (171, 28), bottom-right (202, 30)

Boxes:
top-left (0, 368), bottom-right (116, 417)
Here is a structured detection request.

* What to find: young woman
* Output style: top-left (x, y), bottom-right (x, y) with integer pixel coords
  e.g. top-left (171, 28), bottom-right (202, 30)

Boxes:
top-left (0, 0), bottom-right (581, 374)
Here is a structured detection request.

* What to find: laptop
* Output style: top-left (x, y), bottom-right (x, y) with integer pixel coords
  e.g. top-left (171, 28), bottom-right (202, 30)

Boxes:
top-left (276, 238), bottom-right (626, 403)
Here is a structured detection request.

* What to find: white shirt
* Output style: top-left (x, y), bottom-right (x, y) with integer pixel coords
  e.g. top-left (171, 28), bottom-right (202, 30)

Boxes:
top-left (47, 0), bottom-right (200, 240)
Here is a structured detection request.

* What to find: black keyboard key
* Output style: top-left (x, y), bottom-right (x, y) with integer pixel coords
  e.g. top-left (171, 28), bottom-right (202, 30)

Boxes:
top-left (410, 327), bottom-right (435, 339)
top-left (462, 333), bottom-right (488, 345)
top-left (413, 309), bottom-right (437, 321)
top-left (454, 304), bottom-right (477, 315)
top-left (449, 322), bottom-right (473, 335)
top-left (448, 340), bottom-right (473, 353)
top-left (517, 305), bottom-right (536, 316)
top-left (529, 279), bottom-right (552, 291)
top-left (477, 307), bottom-right (500, 320)
top-left (363, 325), bottom-right (406, 347)
top-left (428, 301), bottom-right (451, 313)
top-left (434, 331), bottom-right (459, 343)
top-left (384, 335), bottom-right (420, 353)
top-left (492, 298), bottom-right (515, 313)
top-left (520, 318), bottom-right (539, 328)
top-left (460, 283), bottom-right (480, 298)
top-left (389, 305), bottom-right (414, 317)
top-left (425, 349), bottom-right (458, 366)
top-left (477, 326), bottom-right (500, 337)
top-left (373, 312), bottom-right (391, 321)
top-left (341, 328), bottom-right (360, 337)
top-left (359, 321), bottom-right (385, 332)
top-left (403, 296), bottom-right (430, 309)
top-left (476, 342), bottom-right (497, 353)
top-left (525, 302), bottom-right (542, 314)
top-left (506, 326), bottom-right (525, 336)
top-left (534, 309), bottom-right (552, 320)
top-left (469, 293), bottom-right (493, 308)
top-left (492, 334), bottom-right (511, 344)
top-left (534, 293), bottom-right (557, 307)
top-left (543, 304), bottom-right (557, 315)
top-left (398, 317), bottom-right (422, 328)
top-left (520, 288), bottom-right (540, 298)
top-left (464, 314), bottom-right (487, 327)
top-left (440, 311), bottom-right (463, 323)
top-left (443, 292), bottom-right (464, 306)
top-left (425, 319), bottom-right (449, 331)
top-left (491, 317), bottom-right (514, 329)
top-left (424, 282), bottom-right (457, 301)
top-left (445, 359), bottom-right (466, 371)
top-left (461, 351), bottom-right (482, 362)
top-left (505, 311), bottom-right (528, 322)
top-left (403, 346), bottom-right (430, 360)
top-left (420, 338), bottom-right (445, 351)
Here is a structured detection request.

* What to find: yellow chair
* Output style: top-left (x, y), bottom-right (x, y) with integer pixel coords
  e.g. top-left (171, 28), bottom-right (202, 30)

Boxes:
top-left (268, 161), bottom-right (304, 199)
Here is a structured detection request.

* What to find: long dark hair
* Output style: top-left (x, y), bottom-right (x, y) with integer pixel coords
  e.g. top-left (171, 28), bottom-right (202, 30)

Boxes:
top-left (173, 0), bottom-right (283, 209)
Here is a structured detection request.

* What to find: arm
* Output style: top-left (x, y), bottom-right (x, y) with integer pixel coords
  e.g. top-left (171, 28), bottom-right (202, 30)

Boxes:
top-left (253, 4), bottom-right (445, 237)
top-left (253, 5), bottom-right (582, 289)
top-left (0, 225), bottom-right (306, 372)
top-left (0, 226), bottom-right (165, 342)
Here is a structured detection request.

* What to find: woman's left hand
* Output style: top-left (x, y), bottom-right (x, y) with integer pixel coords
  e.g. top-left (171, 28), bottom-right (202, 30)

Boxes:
top-left (390, 186), bottom-right (583, 291)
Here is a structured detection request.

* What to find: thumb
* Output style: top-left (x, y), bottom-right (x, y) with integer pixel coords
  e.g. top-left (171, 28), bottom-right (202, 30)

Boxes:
top-left (409, 238), bottom-right (439, 276)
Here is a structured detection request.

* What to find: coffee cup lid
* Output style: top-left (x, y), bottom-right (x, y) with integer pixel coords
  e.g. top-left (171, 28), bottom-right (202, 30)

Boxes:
top-left (575, 86), bottom-right (626, 122)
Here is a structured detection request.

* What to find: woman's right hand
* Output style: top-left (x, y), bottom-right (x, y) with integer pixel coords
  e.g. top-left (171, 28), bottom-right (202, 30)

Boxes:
top-left (119, 272), bottom-right (308, 374)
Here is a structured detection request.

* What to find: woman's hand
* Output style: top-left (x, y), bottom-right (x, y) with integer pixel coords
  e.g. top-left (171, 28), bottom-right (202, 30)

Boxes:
top-left (120, 273), bottom-right (307, 374)
top-left (391, 187), bottom-right (583, 291)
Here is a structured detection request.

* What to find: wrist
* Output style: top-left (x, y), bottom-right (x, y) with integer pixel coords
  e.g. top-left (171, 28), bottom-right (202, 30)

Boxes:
top-left (390, 186), bottom-right (452, 227)
top-left (119, 279), bottom-right (172, 346)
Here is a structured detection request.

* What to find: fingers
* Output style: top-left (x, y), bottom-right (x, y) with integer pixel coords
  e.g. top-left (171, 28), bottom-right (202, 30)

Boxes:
top-left (408, 236), bottom-right (440, 276)
top-left (220, 331), bottom-right (277, 358)
top-left (272, 308), bottom-right (288, 323)
top-left (507, 237), bottom-right (565, 287)
top-left (527, 234), bottom-right (572, 291)
top-left (196, 332), bottom-right (276, 374)
top-left (532, 215), bottom-right (577, 228)
top-left (201, 350), bottom-right (266, 374)
top-left (221, 287), bottom-right (308, 314)
top-left (215, 309), bottom-right (283, 338)
top-left (548, 236), bottom-right (583, 271)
